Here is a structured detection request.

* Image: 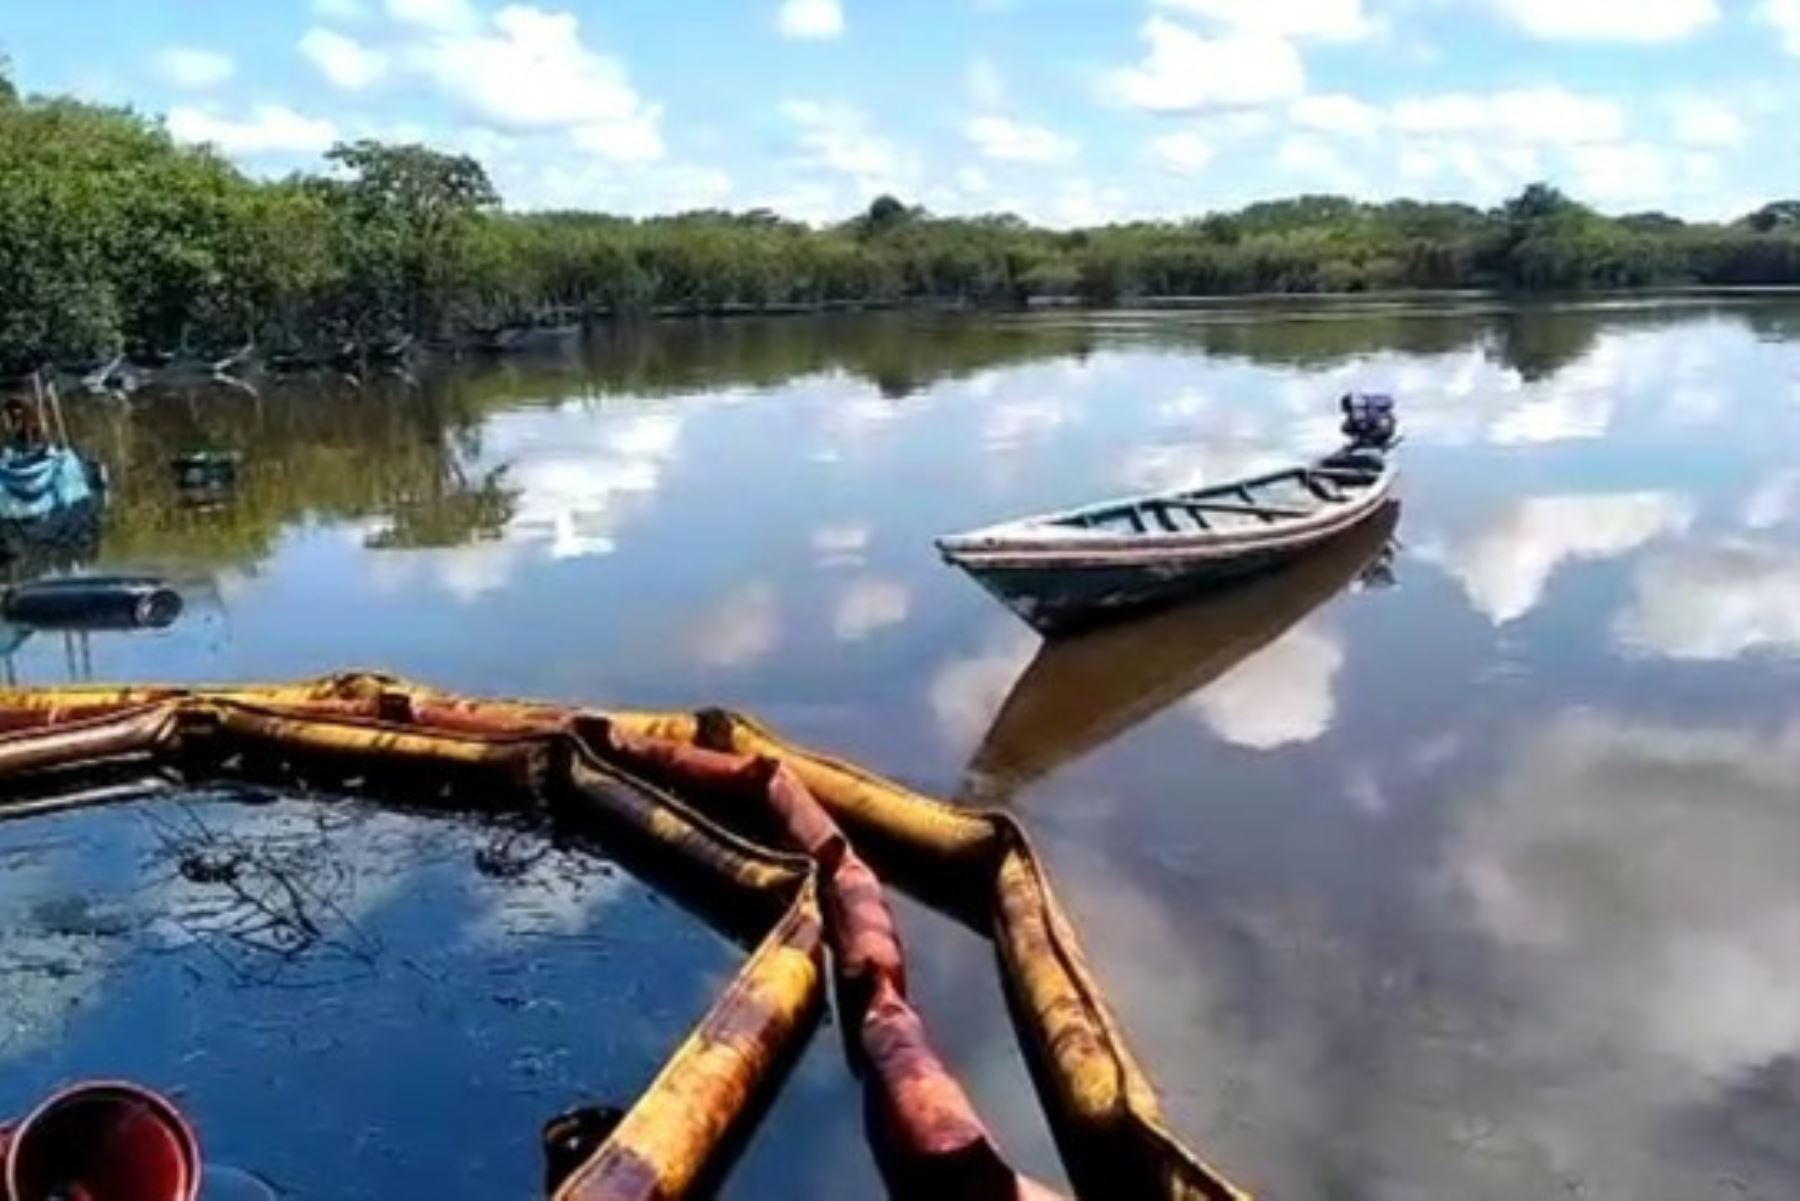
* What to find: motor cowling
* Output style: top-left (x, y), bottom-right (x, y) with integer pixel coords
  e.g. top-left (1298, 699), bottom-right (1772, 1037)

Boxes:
top-left (1340, 392), bottom-right (1398, 450)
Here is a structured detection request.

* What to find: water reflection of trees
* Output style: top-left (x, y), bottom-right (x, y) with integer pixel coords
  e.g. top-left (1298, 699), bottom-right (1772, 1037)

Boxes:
top-left (58, 316), bottom-right (1112, 571)
top-left (560, 313), bottom-right (1100, 400)
top-left (66, 375), bottom-right (496, 567)
top-left (1492, 305), bottom-right (1613, 380)
top-left (363, 466), bottom-right (516, 550)
top-left (51, 303), bottom-right (1800, 572)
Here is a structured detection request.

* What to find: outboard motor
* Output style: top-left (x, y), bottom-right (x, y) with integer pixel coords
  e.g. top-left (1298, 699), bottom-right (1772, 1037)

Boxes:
top-left (1340, 392), bottom-right (1398, 451)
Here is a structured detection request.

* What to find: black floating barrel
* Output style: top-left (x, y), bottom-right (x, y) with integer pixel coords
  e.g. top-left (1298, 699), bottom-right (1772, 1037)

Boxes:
top-left (172, 451), bottom-right (241, 491)
top-left (2, 576), bottom-right (184, 630)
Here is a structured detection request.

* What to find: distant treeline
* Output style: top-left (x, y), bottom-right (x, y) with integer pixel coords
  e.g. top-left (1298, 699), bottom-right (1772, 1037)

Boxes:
top-left (5, 69), bottom-right (1800, 372)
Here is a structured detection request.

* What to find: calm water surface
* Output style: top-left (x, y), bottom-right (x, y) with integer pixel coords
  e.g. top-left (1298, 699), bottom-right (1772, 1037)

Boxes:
top-left (3, 300), bottom-right (1799, 1199)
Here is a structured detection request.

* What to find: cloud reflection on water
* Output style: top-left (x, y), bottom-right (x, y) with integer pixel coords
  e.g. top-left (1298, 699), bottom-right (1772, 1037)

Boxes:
top-left (692, 580), bottom-right (781, 670)
top-left (833, 577), bottom-right (910, 642)
top-left (1184, 620), bottom-right (1345, 750)
top-left (1615, 539), bottom-right (1800, 660)
top-left (1015, 706), bottom-right (1800, 1200)
top-left (356, 405), bottom-right (689, 601)
top-left (1423, 491), bottom-right (1692, 624)
top-left (810, 521), bottom-right (871, 566)
top-left (1442, 710), bottom-right (1800, 1197)
top-left (928, 624), bottom-right (1038, 752)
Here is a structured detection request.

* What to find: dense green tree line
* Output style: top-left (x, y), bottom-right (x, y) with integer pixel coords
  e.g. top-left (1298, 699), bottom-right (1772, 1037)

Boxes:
top-left (4, 74), bottom-right (1800, 372)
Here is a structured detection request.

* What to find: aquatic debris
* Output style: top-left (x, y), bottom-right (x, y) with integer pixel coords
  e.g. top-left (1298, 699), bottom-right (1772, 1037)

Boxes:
top-left (171, 451), bottom-right (242, 510)
top-left (3, 577), bottom-right (182, 631)
top-left (474, 832), bottom-right (548, 880)
top-left (176, 848), bottom-right (241, 885)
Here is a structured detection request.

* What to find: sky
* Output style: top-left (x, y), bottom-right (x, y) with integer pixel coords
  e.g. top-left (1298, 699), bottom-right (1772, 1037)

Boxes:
top-left (4, 0), bottom-right (1798, 225)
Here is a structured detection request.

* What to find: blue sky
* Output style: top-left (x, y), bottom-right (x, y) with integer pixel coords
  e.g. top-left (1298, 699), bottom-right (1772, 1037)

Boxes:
top-left (5, 0), bottom-right (1797, 224)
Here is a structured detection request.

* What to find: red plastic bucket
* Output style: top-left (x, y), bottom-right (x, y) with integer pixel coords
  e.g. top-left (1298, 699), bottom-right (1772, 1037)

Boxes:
top-left (1, 1082), bottom-right (200, 1201)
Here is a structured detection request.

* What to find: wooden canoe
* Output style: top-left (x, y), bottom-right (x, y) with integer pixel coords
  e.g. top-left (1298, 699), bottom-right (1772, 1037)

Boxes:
top-left (962, 501), bottom-right (1398, 803)
top-left (937, 445), bottom-right (1397, 633)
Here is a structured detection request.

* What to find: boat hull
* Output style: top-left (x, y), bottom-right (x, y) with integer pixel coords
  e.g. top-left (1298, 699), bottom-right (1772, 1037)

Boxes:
top-left (959, 542), bottom-right (1294, 633)
top-left (941, 458), bottom-right (1397, 633)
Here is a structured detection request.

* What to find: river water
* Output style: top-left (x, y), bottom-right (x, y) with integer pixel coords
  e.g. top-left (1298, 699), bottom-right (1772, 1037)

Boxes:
top-left (2, 299), bottom-right (1799, 1199)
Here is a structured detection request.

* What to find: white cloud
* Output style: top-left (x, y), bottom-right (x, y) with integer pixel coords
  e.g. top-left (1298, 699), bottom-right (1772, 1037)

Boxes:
top-left (1566, 142), bottom-right (1672, 205)
top-left (1187, 620), bottom-right (1345, 749)
top-left (167, 104), bottom-right (339, 155)
top-left (1043, 178), bottom-right (1133, 227)
top-left (407, 5), bottom-right (663, 162)
top-left (385, 0), bottom-right (477, 32)
top-left (955, 165), bottom-right (993, 194)
top-left (1763, 0), bottom-right (1800, 54)
top-left (752, 180), bottom-right (849, 227)
top-left (1744, 469), bottom-right (1800, 530)
top-left (1154, 0), bottom-right (1374, 41)
top-left (1390, 86), bottom-right (1625, 146)
top-left (499, 157), bottom-right (730, 213)
top-left (965, 115), bottom-right (1078, 164)
top-left (778, 0), bottom-right (845, 39)
top-left (1396, 138), bottom-right (1542, 201)
top-left (1148, 129), bottom-right (1213, 175)
top-left (781, 99), bottom-right (912, 192)
top-left (1425, 492), bottom-right (1692, 625)
top-left (967, 56), bottom-right (1007, 108)
top-left (1664, 96), bottom-right (1745, 147)
top-left (1486, 0), bottom-right (1718, 41)
top-left (153, 46), bottom-right (236, 89)
top-left (1615, 540), bottom-right (1800, 660)
top-left (834, 577), bottom-right (911, 640)
top-left (1106, 17), bottom-right (1306, 113)
top-left (1277, 134), bottom-right (1365, 194)
top-left (568, 120), bottom-right (664, 162)
top-left (300, 29), bottom-right (389, 90)
top-left (1290, 92), bottom-right (1382, 136)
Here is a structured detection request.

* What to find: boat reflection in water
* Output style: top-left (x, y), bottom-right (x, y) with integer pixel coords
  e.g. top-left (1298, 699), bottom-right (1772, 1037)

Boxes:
top-left (962, 501), bottom-right (1399, 804)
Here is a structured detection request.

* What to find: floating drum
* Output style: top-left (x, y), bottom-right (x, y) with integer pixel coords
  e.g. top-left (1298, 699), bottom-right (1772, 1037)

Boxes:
top-left (2, 577), bottom-right (183, 630)
top-left (2, 1081), bottom-right (201, 1201)
top-left (171, 452), bottom-right (240, 507)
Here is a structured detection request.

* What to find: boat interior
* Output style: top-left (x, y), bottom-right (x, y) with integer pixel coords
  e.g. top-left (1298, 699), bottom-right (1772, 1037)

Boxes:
top-left (1056, 453), bottom-right (1386, 537)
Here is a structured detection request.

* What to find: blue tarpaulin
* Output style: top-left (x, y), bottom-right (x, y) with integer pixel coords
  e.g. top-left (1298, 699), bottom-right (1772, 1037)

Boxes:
top-left (0, 447), bottom-right (95, 523)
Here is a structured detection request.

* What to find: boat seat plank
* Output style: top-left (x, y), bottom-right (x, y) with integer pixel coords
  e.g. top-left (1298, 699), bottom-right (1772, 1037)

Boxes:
top-left (1310, 467), bottom-right (1378, 485)
top-left (1174, 499), bottom-right (1316, 521)
top-left (1302, 475), bottom-right (1346, 502)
